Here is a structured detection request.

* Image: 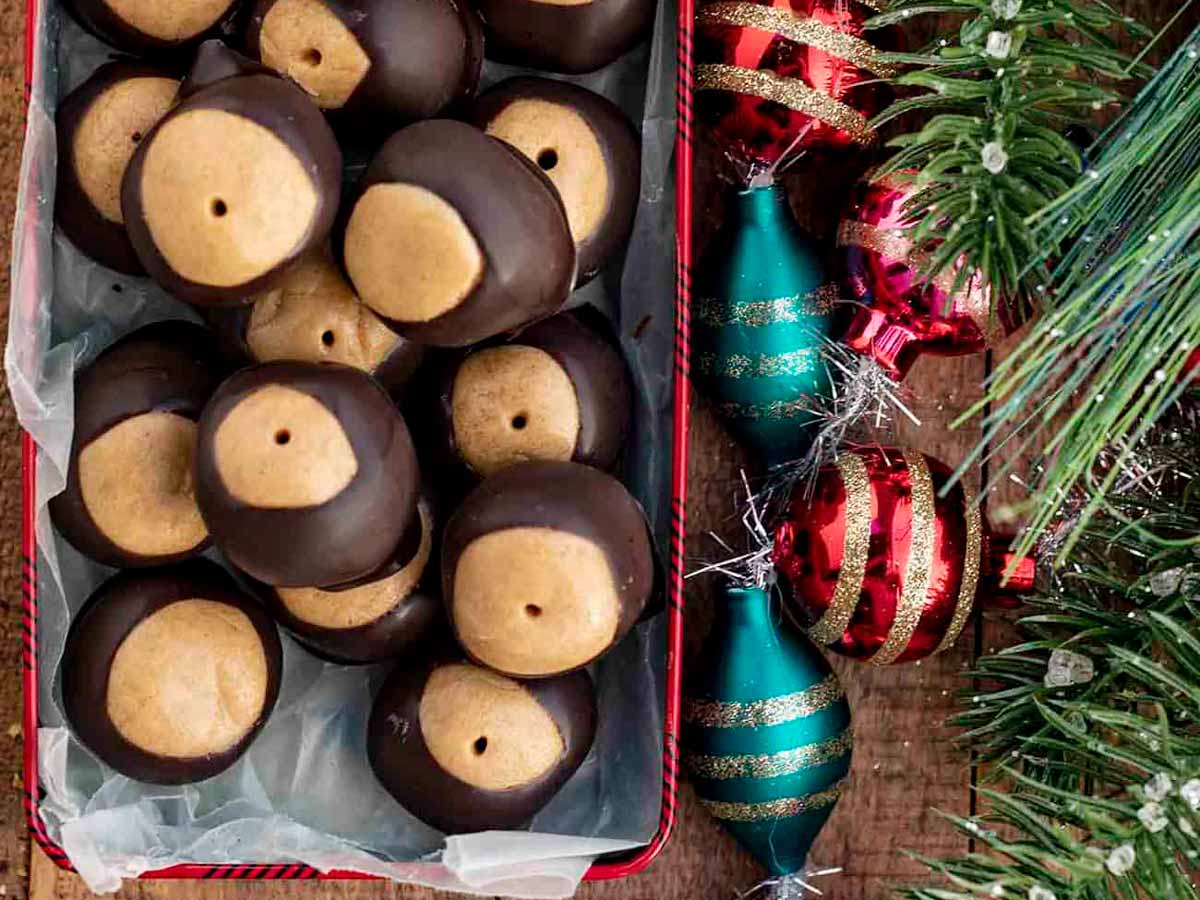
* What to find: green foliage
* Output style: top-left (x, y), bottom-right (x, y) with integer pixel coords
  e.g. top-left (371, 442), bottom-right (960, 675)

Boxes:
top-left (953, 23), bottom-right (1200, 566)
top-left (864, 0), bottom-right (1148, 311)
top-left (896, 462), bottom-right (1200, 899)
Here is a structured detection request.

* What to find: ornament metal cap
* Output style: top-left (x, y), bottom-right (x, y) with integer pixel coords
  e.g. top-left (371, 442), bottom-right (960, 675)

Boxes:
top-left (842, 309), bottom-right (921, 380)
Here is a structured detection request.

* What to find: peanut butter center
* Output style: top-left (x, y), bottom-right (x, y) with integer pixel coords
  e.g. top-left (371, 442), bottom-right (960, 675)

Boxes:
top-left (102, 0), bottom-right (233, 41)
top-left (246, 250), bottom-right (400, 373)
top-left (78, 411), bottom-right (207, 557)
top-left (106, 599), bottom-right (268, 758)
top-left (344, 183), bottom-right (484, 323)
top-left (451, 346), bottom-right (580, 476)
top-left (213, 384), bottom-right (358, 509)
top-left (419, 663), bottom-right (564, 791)
top-left (453, 527), bottom-right (620, 676)
top-left (73, 75), bottom-right (179, 225)
top-left (485, 99), bottom-right (609, 246)
top-left (259, 0), bottom-right (371, 110)
top-left (139, 108), bottom-right (318, 288)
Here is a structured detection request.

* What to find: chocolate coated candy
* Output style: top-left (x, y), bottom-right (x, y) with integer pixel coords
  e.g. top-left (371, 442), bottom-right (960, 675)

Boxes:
top-left (255, 499), bottom-right (441, 663)
top-left (442, 461), bottom-right (654, 677)
top-left (195, 361), bottom-right (421, 587)
top-left (476, 0), bottom-right (655, 74)
top-left (61, 560), bottom-right (283, 784)
top-left (426, 311), bottom-right (631, 481)
top-left (247, 0), bottom-right (482, 131)
top-left (206, 248), bottom-right (425, 397)
top-left (123, 42), bottom-right (342, 308)
top-left (471, 77), bottom-right (639, 285)
top-left (339, 119), bottom-right (575, 347)
top-left (55, 61), bottom-right (180, 275)
top-left (367, 645), bottom-right (596, 833)
top-left (62, 0), bottom-right (242, 57)
top-left (49, 320), bottom-right (223, 568)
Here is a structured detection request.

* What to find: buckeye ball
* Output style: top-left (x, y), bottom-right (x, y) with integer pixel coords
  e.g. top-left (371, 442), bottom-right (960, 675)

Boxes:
top-left (340, 119), bottom-right (575, 347)
top-left (367, 647), bottom-right (596, 833)
top-left (257, 499), bottom-right (440, 663)
top-left (61, 561), bottom-right (283, 784)
top-left (208, 248), bottom-right (424, 396)
top-left (247, 0), bottom-right (482, 130)
top-left (471, 78), bottom-right (639, 285)
top-left (195, 361), bottom-right (421, 587)
top-left (123, 42), bottom-right (342, 308)
top-left (50, 321), bottom-right (223, 568)
top-left (63, 0), bottom-right (240, 57)
top-left (476, 0), bottom-right (655, 74)
top-left (443, 461), bottom-right (654, 677)
top-left (430, 312), bottom-right (631, 479)
top-left (55, 62), bottom-right (179, 275)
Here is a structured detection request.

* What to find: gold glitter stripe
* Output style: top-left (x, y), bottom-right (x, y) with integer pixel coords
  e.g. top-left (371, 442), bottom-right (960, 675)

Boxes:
top-left (870, 450), bottom-right (935, 666)
top-left (808, 454), bottom-right (871, 646)
top-left (713, 397), bottom-right (817, 422)
top-left (838, 219), bottom-right (910, 260)
top-left (856, 0), bottom-right (883, 10)
top-left (684, 672), bottom-right (844, 728)
top-left (686, 729), bottom-right (853, 780)
top-left (953, 278), bottom-right (1002, 346)
top-left (700, 778), bottom-right (848, 821)
top-left (935, 484), bottom-right (982, 655)
top-left (697, 347), bottom-right (816, 379)
top-left (697, 4), bottom-right (898, 78)
top-left (694, 285), bottom-right (839, 326)
top-left (838, 221), bottom-right (964, 305)
top-left (695, 64), bottom-right (875, 146)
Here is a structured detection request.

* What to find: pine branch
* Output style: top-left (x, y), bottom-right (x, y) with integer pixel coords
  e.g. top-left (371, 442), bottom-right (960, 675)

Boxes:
top-left (950, 22), bottom-right (1200, 565)
top-left (865, 0), bottom-right (1149, 312)
top-left (894, 436), bottom-right (1200, 900)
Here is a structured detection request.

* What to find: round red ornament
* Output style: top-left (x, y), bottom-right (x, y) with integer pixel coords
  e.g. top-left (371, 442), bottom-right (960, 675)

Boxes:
top-left (772, 447), bottom-right (1034, 665)
top-left (838, 173), bottom-right (1026, 381)
top-left (695, 0), bottom-right (893, 170)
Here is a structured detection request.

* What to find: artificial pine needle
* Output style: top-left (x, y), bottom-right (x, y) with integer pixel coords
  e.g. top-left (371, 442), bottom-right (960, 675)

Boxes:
top-left (866, 0), bottom-right (1149, 311)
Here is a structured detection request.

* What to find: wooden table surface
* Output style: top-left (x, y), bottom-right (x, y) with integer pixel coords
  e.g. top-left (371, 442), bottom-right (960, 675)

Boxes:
top-left (1, 2), bottom-right (1196, 899)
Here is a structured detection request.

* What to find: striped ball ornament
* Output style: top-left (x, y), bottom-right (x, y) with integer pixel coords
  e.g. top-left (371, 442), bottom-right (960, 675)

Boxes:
top-left (772, 447), bottom-right (1035, 665)
top-left (695, 0), bottom-right (894, 167)
top-left (684, 586), bottom-right (852, 876)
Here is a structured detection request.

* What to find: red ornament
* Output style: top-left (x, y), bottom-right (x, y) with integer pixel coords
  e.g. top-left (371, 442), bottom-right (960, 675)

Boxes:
top-left (838, 173), bottom-right (1026, 381)
top-left (694, 0), bottom-right (892, 170)
top-left (772, 447), bottom-right (1034, 665)
top-left (1184, 348), bottom-right (1200, 386)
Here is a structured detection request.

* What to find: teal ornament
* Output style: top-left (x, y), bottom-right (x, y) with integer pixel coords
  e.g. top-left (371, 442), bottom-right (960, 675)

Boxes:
top-left (683, 586), bottom-right (852, 882)
top-left (693, 184), bottom-right (836, 466)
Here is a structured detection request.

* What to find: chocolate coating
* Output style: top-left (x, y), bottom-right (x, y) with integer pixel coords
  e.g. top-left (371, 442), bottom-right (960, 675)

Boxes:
top-left (476, 0), bottom-right (654, 74)
top-left (55, 61), bottom-right (179, 275)
top-left (123, 44), bottom-right (342, 307)
top-left (367, 644), bottom-right (596, 833)
top-left (429, 311), bottom-right (632, 481)
top-left (246, 0), bottom-right (483, 131)
top-left (339, 119), bottom-right (576, 347)
top-left (61, 0), bottom-right (243, 58)
top-left (180, 39), bottom-right (275, 99)
top-left (49, 320), bottom-right (223, 568)
top-left (442, 461), bottom-right (654, 676)
top-left (470, 77), bottom-right (639, 285)
top-left (61, 560), bottom-right (283, 784)
top-left (195, 361), bottom-right (421, 587)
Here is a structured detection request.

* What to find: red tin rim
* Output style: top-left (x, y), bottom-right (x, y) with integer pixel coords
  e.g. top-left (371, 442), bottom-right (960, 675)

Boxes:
top-left (19, 0), bottom-right (694, 881)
